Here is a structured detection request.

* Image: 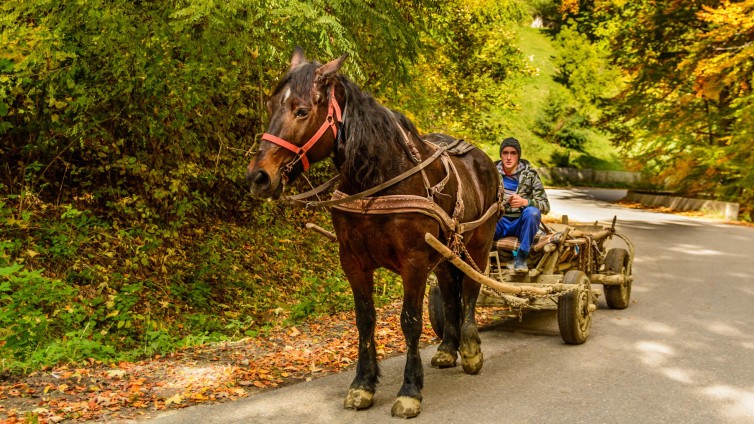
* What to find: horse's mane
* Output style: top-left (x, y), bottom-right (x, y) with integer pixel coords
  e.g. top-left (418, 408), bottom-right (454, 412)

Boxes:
top-left (338, 77), bottom-right (420, 190)
top-left (273, 61), bottom-right (420, 191)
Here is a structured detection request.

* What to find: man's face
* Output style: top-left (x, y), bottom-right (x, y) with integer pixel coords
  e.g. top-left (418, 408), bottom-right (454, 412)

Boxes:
top-left (501, 147), bottom-right (519, 172)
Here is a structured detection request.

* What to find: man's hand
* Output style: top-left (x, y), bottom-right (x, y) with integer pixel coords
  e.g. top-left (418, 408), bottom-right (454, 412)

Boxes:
top-left (508, 193), bottom-right (529, 208)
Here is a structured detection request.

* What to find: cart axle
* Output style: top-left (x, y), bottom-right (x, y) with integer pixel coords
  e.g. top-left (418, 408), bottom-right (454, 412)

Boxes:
top-left (590, 274), bottom-right (633, 286)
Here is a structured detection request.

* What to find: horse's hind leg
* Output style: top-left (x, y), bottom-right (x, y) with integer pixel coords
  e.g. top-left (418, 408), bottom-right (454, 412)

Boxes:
top-left (431, 265), bottom-right (462, 368)
top-left (343, 266), bottom-right (379, 410)
top-left (459, 274), bottom-right (483, 374)
top-left (458, 235), bottom-right (491, 374)
top-left (391, 268), bottom-right (427, 418)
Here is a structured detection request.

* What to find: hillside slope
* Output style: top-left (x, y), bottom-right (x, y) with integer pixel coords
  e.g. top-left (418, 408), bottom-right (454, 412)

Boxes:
top-left (482, 26), bottom-right (625, 172)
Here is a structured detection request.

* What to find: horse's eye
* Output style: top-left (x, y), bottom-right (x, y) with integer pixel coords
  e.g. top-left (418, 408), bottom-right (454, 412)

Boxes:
top-left (294, 108), bottom-right (309, 118)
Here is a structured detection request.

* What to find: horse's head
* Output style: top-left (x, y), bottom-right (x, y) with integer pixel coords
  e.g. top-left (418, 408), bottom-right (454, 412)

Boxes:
top-left (246, 47), bottom-right (347, 199)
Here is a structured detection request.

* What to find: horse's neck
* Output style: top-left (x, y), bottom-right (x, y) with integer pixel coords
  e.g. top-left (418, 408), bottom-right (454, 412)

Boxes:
top-left (336, 139), bottom-right (410, 192)
top-left (336, 126), bottom-right (428, 195)
top-left (333, 81), bottom-right (434, 195)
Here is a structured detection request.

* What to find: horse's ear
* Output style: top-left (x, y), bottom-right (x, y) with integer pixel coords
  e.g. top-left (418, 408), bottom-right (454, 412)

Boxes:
top-left (314, 53), bottom-right (348, 86)
top-left (289, 46), bottom-right (306, 71)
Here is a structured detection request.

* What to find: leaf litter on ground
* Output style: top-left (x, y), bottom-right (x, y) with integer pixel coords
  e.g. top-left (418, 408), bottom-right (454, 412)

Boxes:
top-left (0, 297), bottom-right (509, 423)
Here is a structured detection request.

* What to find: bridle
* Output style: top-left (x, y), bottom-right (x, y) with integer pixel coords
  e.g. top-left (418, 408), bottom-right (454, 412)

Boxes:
top-left (260, 84), bottom-right (342, 172)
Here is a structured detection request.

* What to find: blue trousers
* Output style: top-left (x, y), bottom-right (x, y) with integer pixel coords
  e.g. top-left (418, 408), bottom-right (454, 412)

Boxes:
top-left (493, 207), bottom-right (541, 254)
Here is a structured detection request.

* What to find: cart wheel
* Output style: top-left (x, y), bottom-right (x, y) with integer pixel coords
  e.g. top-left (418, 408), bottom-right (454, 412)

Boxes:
top-left (428, 277), bottom-right (444, 339)
top-left (557, 270), bottom-right (594, 345)
top-left (604, 248), bottom-right (631, 309)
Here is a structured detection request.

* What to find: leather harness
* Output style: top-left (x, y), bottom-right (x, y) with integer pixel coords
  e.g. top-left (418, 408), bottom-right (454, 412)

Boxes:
top-left (271, 84), bottom-right (503, 244)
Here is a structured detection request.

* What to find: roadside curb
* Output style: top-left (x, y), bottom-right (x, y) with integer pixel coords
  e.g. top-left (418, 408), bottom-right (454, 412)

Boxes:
top-left (624, 190), bottom-right (739, 221)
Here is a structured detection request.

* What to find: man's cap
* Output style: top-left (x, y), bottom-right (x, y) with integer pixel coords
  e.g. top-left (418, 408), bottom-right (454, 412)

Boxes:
top-left (500, 137), bottom-right (521, 156)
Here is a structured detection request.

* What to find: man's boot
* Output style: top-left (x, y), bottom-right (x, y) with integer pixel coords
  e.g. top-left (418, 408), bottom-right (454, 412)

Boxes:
top-left (513, 250), bottom-right (528, 273)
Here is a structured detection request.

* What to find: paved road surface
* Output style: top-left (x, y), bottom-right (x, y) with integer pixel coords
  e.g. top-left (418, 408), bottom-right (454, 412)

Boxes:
top-left (146, 188), bottom-right (754, 424)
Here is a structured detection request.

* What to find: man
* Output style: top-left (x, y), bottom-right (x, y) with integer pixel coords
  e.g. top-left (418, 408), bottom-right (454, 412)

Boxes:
top-left (494, 137), bottom-right (550, 272)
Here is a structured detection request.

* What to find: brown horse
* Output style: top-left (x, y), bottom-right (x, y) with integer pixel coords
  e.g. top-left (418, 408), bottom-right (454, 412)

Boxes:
top-left (246, 47), bottom-right (500, 418)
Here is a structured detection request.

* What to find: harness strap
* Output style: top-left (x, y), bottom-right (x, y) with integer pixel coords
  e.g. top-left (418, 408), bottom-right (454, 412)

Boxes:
top-left (387, 110), bottom-right (433, 195)
top-left (428, 156), bottom-right (452, 198)
top-left (283, 145), bottom-right (448, 208)
top-left (285, 174), bottom-right (340, 202)
top-left (388, 109), bottom-right (422, 164)
top-left (330, 192), bottom-right (501, 235)
top-left (330, 192), bottom-right (455, 231)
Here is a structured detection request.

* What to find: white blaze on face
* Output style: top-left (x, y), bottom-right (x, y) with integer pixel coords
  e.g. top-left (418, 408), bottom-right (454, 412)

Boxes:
top-left (282, 87), bottom-right (291, 105)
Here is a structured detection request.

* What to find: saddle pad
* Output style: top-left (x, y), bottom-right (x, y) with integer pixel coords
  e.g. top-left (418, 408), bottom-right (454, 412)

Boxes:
top-left (493, 231), bottom-right (563, 252)
top-left (424, 134), bottom-right (476, 156)
top-left (443, 138), bottom-right (475, 155)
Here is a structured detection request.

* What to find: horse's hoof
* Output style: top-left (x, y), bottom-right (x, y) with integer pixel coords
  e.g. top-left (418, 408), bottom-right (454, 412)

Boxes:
top-left (460, 345), bottom-right (483, 374)
top-left (344, 388), bottom-right (374, 410)
top-left (391, 396), bottom-right (421, 418)
top-left (430, 350), bottom-right (457, 368)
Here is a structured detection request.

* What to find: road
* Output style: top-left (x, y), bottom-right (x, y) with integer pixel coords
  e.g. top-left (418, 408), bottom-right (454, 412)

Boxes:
top-left (146, 188), bottom-right (754, 424)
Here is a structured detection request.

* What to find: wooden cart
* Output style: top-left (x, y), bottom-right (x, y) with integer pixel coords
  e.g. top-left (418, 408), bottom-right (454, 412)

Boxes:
top-left (425, 216), bottom-right (635, 345)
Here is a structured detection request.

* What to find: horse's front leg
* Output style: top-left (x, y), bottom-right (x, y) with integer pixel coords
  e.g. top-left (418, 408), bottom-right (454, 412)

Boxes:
top-left (342, 263), bottom-right (379, 411)
top-left (390, 268), bottom-right (427, 418)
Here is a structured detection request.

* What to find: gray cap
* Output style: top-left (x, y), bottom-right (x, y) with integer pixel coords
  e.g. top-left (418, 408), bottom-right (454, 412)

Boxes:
top-left (499, 137), bottom-right (521, 156)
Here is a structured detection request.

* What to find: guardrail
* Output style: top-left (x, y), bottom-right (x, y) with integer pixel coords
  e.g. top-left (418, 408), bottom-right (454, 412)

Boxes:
top-left (536, 167), bottom-right (740, 220)
top-left (624, 191), bottom-right (739, 221)
top-left (536, 167), bottom-right (640, 186)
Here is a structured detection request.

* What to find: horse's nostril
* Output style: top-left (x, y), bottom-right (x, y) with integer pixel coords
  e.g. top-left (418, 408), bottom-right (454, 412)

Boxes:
top-left (254, 171), bottom-right (269, 186)
top-left (247, 170), bottom-right (270, 188)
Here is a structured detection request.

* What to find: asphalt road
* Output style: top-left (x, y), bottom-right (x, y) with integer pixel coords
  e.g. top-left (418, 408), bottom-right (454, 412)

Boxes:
top-left (146, 188), bottom-right (754, 424)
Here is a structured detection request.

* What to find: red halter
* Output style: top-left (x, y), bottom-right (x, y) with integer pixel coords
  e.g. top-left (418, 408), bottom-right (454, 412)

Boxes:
top-left (260, 85), bottom-right (342, 171)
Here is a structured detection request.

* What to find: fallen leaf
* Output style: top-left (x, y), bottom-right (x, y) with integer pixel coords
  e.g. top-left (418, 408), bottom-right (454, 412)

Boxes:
top-left (164, 394), bottom-right (183, 406)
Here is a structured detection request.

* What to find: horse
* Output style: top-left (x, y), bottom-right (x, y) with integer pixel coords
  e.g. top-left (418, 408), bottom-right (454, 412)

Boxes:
top-left (245, 47), bottom-right (500, 418)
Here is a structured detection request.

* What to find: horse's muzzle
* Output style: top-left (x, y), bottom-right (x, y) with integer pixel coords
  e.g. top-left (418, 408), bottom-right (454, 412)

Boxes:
top-left (246, 169), bottom-right (282, 199)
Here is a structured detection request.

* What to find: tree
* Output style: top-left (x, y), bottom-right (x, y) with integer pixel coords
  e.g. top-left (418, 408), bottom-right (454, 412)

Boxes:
top-left (553, 0), bottom-right (753, 219)
top-left (393, 0), bottom-right (533, 144)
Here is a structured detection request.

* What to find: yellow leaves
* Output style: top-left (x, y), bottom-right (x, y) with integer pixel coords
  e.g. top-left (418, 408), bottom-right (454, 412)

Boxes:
top-left (560, 0), bottom-right (581, 16)
top-left (675, 0), bottom-right (754, 102)
top-left (699, 0), bottom-right (754, 30)
top-left (247, 46), bottom-right (259, 60)
top-left (164, 393), bottom-right (183, 406)
top-left (106, 369), bottom-right (127, 378)
top-left (189, 392), bottom-right (209, 401)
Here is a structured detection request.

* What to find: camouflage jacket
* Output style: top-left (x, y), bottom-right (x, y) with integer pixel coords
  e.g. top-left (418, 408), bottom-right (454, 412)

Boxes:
top-left (496, 159), bottom-right (550, 217)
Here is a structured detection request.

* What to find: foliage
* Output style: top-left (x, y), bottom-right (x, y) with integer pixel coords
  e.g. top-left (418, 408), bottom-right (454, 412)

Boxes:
top-left (551, 0), bottom-right (754, 219)
top-left (0, 0), bottom-right (445, 372)
top-left (0, 0), bottom-right (438, 223)
top-left (534, 85), bottom-right (588, 149)
top-left (553, 25), bottom-right (622, 119)
top-left (529, 23), bottom-right (622, 152)
top-left (0, 0), bottom-right (631, 375)
top-left (392, 0), bottom-right (534, 145)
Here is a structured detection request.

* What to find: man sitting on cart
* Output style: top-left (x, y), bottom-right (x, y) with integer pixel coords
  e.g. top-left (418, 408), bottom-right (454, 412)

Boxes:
top-left (494, 137), bottom-right (550, 273)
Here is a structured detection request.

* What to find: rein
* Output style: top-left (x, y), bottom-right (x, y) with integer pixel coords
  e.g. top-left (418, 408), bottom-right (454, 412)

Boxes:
top-left (261, 85), bottom-right (342, 171)
top-left (284, 141), bottom-right (502, 237)
top-left (284, 145), bottom-right (449, 208)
